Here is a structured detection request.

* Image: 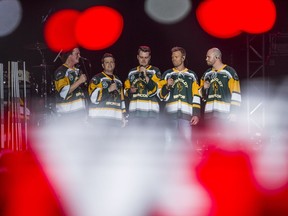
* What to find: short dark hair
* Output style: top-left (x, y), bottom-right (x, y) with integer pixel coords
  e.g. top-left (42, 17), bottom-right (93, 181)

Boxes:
top-left (101, 53), bottom-right (115, 63)
top-left (137, 46), bottom-right (151, 55)
top-left (171, 46), bottom-right (186, 57)
top-left (60, 48), bottom-right (78, 63)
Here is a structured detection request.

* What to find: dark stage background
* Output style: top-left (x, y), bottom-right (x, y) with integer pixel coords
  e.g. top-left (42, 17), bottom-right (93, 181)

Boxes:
top-left (1, 0), bottom-right (287, 83)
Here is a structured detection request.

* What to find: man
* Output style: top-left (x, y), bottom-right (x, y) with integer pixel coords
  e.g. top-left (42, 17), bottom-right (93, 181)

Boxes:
top-left (158, 46), bottom-right (201, 148)
top-left (54, 47), bottom-right (87, 118)
top-left (124, 46), bottom-right (161, 125)
top-left (88, 53), bottom-right (126, 127)
top-left (200, 47), bottom-right (241, 122)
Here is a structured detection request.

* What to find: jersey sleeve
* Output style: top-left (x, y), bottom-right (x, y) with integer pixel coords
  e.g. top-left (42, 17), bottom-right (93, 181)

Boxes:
top-left (88, 75), bottom-right (110, 104)
top-left (124, 78), bottom-right (133, 99)
top-left (54, 69), bottom-right (70, 100)
top-left (158, 71), bottom-right (170, 101)
top-left (228, 71), bottom-right (241, 112)
top-left (146, 73), bottom-right (160, 97)
top-left (191, 77), bottom-right (201, 117)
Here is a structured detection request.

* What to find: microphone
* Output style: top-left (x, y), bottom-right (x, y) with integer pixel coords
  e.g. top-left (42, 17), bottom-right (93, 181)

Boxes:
top-left (75, 67), bottom-right (88, 86)
top-left (205, 76), bottom-right (211, 83)
top-left (204, 76), bottom-right (211, 97)
top-left (80, 56), bottom-right (89, 61)
top-left (80, 56), bottom-right (92, 68)
top-left (139, 65), bottom-right (146, 79)
top-left (110, 80), bottom-right (118, 96)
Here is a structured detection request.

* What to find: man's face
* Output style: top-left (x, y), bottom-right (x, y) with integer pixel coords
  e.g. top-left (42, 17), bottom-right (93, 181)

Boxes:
top-left (102, 57), bottom-right (115, 73)
top-left (137, 51), bottom-right (151, 67)
top-left (206, 50), bottom-right (217, 66)
top-left (70, 48), bottom-right (81, 64)
top-left (172, 51), bottom-right (184, 68)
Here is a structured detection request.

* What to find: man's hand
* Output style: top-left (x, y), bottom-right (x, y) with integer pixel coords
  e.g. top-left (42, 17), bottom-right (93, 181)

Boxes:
top-left (203, 80), bottom-right (210, 89)
top-left (190, 116), bottom-right (199, 126)
top-left (69, 74), bottom-right (87, 94)
top-left (130, 85), bottom-right (138, 93)
top-left (166, 78), bottom-right (174, 90)
top-left (139, 65), bottom-right (146, 75)
top-left (140, 65), bottom-right (149, 82)
top-left (108, 83), bottom-right (117, 92)
top-left (79, 74), bottom-right (87, 84)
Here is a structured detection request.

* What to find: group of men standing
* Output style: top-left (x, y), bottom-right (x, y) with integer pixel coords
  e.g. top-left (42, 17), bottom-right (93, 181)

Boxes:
top-left (53, 45), bottom-right (241, 146)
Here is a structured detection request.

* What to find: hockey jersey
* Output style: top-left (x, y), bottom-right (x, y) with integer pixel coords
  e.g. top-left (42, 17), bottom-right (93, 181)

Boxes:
top-left (54, 64), bottom-right (86, 114)
top-left (88, 72), bottom-right (126, 122)
top-left (158, 68), bottom-right (201, 120)
top-left (200, 64), bottom-right (241, 119)
top-left (124, 65), bottom-right (161, 118)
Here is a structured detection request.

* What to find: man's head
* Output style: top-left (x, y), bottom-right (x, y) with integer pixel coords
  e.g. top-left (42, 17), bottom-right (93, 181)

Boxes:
top-left (171, 46), bottom-right (186, 68)
top-left (102, 53), bottom-right (115, 74)
top-left (61, 48), bottom-right (81, 65)
top-left (206, 47), bottom-right (222, 66)
top-left (137, 46), bottom-right (151, 67)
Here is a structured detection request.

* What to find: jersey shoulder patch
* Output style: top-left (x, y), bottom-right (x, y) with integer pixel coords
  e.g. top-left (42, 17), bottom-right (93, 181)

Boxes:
top-left (55, 70), bottom-right (66, 81)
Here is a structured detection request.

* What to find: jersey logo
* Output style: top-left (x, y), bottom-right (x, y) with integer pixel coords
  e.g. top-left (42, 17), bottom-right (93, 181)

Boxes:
top-left (137, 82), bottom-right (145, 94)
top-left (92, 77), bottom-right (98, 84)
top-left (176, 82), bottom-right (183, 92)
top-left (68, 73), bottom-right (73, 81)
top-left (213, 82), bottom-right (218, 93)
top-left (211, 72), bottom-right (217, 79)
top-left (102, 81), bottom-right (108, 88)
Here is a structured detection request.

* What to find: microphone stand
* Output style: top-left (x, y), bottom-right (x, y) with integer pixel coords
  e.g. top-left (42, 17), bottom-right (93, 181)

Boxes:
top-left (80, 57), bottom-right (92, 81)
top-left (79, 58), bottom-right (91, 109)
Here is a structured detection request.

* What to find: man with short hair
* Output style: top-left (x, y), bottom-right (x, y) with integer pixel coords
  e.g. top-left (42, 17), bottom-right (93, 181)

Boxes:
top-left (124, 46), bottom-right (161, 125)
top-left (88, 53), bottom-right (126, 127)
top-left (200, 47), bottom-right (241, 122)
top-left (54, 47), bottom-right (87, 118)
top-left (158, 46), bottom-right (201, 149)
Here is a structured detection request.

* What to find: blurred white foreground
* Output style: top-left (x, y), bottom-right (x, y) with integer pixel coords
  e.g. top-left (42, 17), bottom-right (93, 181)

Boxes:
top-left (32, 121), bottom-right (211, 216)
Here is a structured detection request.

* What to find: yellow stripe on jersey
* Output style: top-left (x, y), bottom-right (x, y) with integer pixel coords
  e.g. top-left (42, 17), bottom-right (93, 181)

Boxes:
top-left (55, 76), bottom-right (69, 92)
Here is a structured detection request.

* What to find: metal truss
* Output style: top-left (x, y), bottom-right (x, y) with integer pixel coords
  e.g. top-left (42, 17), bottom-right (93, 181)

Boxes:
top-left (246, 34), bottom-right (266, 134)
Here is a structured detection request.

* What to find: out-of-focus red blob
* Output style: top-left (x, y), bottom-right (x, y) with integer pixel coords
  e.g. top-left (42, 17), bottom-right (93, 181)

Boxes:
top-left (196, 148), bottom-right (260, 216)
top-left (239, 0), bottom-right (276, 34)
top-left (75, 6), bottom-right (124, 50)
top-left (196, 0), bottom-right (241, 38)
top-left (0, 150), bottom-right (65, 216)
top-left (194, 141), bottom-right (288, 216)
top-left (44, 9), bottom-right (80, 52)
top-left (196, 0), bottom-right (276, 38)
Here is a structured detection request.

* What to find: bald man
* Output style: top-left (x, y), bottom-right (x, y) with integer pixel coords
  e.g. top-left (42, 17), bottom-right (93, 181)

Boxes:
top-left (200, 47), bottom-right (241, 124)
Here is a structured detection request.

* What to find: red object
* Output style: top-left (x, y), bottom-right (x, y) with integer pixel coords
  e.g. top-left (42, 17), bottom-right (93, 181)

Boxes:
top-left (196, 0), bottom-right (276, 38)
top-left (0, 150), bottom-right (66, 216)
top-left (44, 10), bottom-right (80, 52)
top-left (75, 6), bottom-right (124, 50)
top-left (44, 6), bottom-right (123, 51)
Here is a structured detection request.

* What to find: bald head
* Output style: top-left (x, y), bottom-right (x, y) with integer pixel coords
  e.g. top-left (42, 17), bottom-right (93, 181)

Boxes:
top-left (209, 47), bottom-right (222, 60)
top-left (206, 47), bottom-right (223, 67)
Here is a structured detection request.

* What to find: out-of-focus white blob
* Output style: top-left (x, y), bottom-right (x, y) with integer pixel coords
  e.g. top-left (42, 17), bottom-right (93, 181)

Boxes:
top-left (196, 77), bottom-right (288, 190)
top-left (156, 159), bottom-right (211, 216)
top-left (0, 0), bottom-right (22, 37)
top-left (249, 77), bottom-right (288, 190)
top-left (144, 0), bottom-right (191, 24)
top-left (34, 119), bottom-right (211, 216)
top-left (252, 136), bottom-right (288, 190)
